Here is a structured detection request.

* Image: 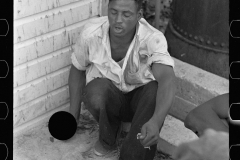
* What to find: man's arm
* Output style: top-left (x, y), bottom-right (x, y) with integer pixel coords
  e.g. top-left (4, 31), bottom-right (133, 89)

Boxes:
top-left (140, 63), bottom-right (176, 147)
top-left (151, 63), bottom-right (176, 127)
top-left (68, 64), bottom-right (86, 120)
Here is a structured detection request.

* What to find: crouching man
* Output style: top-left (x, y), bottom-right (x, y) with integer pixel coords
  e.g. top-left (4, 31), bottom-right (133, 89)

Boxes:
top-left (68, 0), bottom-right (176, 159)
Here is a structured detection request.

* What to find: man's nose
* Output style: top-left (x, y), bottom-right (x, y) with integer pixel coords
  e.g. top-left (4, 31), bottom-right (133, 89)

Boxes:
top-left (116, 14), bottom-right (123, 23)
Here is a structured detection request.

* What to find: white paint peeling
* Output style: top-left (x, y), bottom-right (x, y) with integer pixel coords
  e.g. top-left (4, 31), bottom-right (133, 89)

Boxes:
top-left (14, 0), bottom-right (98, 20)
top-left (14, 86), bottom-right (69, 127)
top-left (14, 46), bottom-right (71, 87)
top-left (14, 0), bottom-right (99, 43)
top-left (14, 103), bottom-right (70, 135)
top-left (14, 66), bottom-right (70, 107)
top-left (14, 25), bottom-right (82, 66)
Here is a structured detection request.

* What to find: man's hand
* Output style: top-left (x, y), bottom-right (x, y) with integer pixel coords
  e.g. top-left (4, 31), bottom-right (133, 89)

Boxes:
top-left (173, 129), bottom-right (229, 160)
top-left (139, 118), bottom-right (160, 147)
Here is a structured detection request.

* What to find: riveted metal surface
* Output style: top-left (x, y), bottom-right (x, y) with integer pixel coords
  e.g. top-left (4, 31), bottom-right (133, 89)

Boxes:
top-left (165, 0), bottom-right (229, 78)
top-left (165, 22), bottom-right (229, 78)
top-left (169, 0), bottom-right (229, 52)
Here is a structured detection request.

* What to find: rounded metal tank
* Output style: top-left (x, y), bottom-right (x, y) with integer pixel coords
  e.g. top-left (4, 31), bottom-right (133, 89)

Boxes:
top-left (165, 0), bottom-right (229, 78)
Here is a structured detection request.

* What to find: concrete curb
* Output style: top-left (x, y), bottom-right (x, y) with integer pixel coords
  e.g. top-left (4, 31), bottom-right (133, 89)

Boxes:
top-left (173, 57), bottom-right (229, 106)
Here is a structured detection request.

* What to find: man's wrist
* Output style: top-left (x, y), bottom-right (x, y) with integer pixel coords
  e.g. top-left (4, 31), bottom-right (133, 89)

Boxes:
top-left (151, 115), bottom-right (164, 129)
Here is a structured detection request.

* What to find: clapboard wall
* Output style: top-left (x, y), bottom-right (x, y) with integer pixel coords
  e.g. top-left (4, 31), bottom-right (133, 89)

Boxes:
top-left (14, 0), bottom-right (104, 134)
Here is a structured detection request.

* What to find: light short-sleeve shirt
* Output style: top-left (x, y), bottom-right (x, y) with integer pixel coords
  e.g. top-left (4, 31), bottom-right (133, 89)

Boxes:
top-left (71, 16), bottom-right (174, 93)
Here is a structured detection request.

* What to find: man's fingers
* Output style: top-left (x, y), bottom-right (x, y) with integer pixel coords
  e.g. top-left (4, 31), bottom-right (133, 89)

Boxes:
top-left (139, 125), bottom-right (147, 139)
top-left (143, 136), bottom-right (158, 147)
top-left (140, 133), bottom-right (150, 146)
top-left (141, 132), bottom-right (154, 146)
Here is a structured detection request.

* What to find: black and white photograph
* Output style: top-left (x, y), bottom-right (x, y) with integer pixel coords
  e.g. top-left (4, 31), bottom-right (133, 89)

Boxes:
top-left (13, 0), bottom-right (232, 159)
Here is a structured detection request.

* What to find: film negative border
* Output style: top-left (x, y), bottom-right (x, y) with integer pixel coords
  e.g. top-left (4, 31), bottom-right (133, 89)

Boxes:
top-left (0, 19), bottom-right (9, 36)
top-left (230, 20), bottom-right (240, 38)
top-left (229, 0), bottom-right (240, 157)
top-left (0, 143), bottom-right (8, 160)
top-left (0, 60), bottom-right (9, 78)
top-left (230, 144), bottom-right (240, 160)
top-left (230, 61), bottom-right (240, 79)
top-left (0, 102), bottom-right (8, 120)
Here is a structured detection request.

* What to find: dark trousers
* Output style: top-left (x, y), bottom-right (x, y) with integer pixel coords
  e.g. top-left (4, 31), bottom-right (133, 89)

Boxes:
top-left (82, 78), bottom-right (158, 160)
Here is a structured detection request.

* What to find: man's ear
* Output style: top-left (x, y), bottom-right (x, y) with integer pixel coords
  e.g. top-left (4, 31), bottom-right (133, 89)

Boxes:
top-left (137, 9), bottom-right (143, 21)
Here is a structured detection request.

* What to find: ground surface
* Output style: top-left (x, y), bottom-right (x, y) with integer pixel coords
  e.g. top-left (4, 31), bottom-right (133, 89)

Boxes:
top-left (14, 113), bottom-right (173, 160)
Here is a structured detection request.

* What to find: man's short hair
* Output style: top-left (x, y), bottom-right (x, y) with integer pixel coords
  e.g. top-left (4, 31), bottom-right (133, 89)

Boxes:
top-left (109, 0), bottom-right (143, 11)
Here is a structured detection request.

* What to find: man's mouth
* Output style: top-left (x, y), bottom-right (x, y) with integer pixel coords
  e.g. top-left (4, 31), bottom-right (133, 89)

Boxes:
top-left (114, 26), bottom-right (123, 33)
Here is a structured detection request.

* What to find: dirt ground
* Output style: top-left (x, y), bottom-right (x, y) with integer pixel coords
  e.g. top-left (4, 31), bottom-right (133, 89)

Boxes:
top-left (14, 111), bottom-right (174, 160)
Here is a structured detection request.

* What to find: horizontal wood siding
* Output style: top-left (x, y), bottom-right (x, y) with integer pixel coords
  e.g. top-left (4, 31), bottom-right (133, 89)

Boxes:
top-left (14, 0), bottom-right (101, 129)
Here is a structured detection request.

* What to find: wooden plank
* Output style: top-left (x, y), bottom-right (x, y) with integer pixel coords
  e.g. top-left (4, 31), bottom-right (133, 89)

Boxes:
top-left (14, 18), bottom-right (92, 66)
top-left (14, 86), bottom-right (69, 127)
top-left (14, 0), bottom-right (99, 43)
top-left (14, 47), bottom-right (71, 87)
top-left (14, 0), bottom-right (83, 20)
top-left (169, 96), bottom-right (196, 122)
top-left (14, 66), bottom-right (70, 107)
top-left (14, 103), bottom-right (70, 136)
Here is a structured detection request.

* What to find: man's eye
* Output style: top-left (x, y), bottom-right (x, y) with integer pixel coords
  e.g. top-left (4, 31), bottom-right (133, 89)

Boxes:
top-left (123, 13), bottom-right (131, 17)
top-left (111, 11), bottom-right (117, 15)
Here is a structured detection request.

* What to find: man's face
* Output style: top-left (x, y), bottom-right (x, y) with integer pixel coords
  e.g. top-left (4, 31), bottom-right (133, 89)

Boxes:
top-left (108, 0), bottom-right (142, 37)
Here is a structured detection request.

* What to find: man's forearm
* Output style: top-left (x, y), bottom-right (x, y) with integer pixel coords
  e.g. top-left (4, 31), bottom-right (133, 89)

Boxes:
top-left (68, 65), bottom-right (86, 120)
top-left (152, 79), bottom-right (176, 128)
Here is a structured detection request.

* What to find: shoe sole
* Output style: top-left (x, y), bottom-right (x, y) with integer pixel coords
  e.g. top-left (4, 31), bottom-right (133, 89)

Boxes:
top-left (93, 147), bottom-right (110, 156)
top-left (94, 123), bottom-right (123, 156)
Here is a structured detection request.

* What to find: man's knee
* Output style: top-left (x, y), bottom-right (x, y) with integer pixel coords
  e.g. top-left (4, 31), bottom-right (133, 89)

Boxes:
top-left (83, 78), bottom-right (112, 110)
top-left (84, 78), bottom-right (112, 93)
top-left (184, 109), bottom-right (197, 131)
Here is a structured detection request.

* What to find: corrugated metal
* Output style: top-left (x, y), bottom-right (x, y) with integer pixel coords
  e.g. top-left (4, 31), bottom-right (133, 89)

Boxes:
top-left (14, 0), bottom-right (102, 131)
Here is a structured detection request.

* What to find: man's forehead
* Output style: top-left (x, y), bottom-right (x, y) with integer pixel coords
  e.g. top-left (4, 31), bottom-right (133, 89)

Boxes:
top-left (109, 0), bottom-right (137, 11)
top-left (110, 0), bottom-right (135, 2)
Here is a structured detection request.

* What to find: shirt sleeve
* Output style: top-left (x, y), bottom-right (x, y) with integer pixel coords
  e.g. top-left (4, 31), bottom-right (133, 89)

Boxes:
top-left (71, 31), bottom-right (89, 70)
top-left (146, 33), bottom-right (174, 68)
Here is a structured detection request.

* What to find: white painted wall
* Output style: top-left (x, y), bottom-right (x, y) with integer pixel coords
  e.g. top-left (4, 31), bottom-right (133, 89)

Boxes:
top-left (14, 0), bottom-right (103, 134)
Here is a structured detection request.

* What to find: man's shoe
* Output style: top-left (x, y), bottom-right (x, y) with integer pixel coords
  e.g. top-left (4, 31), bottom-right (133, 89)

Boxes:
top-left (93, 140), bottom-right (112, 156)
top-left (94, 124), bottom-right (122, 156)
